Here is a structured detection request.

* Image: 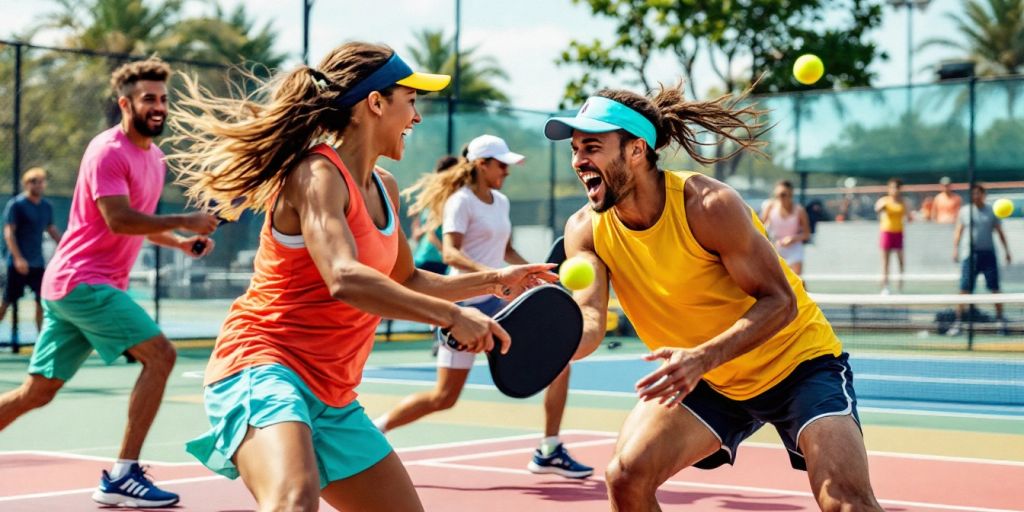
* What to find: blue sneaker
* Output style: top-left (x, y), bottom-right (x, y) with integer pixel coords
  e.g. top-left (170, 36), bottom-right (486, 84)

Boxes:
top-left (91, 463), bottom-right (180, 508)
top-left (527, 443), bottom-right (594, 478)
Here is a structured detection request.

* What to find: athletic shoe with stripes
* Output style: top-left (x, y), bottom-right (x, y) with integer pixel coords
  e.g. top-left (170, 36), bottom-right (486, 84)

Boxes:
top-left (527, 443), bottom-right (594, 479)
top-left (91, 463), bottom-right (180, 508)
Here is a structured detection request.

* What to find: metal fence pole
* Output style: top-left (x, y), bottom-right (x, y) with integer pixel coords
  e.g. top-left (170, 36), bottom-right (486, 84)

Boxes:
top-left (154, 203), bottom-right (161, 327)
top-left (793, 93), bottom-right (805, 205)
top-left (446, 0), bottom-right (461, 154)
top-left (548, 138), bottom-right (557, 238)
top-left (10, 43), bottom-right (22, 353)
top-left (966, 77), bottom-right (976, 350)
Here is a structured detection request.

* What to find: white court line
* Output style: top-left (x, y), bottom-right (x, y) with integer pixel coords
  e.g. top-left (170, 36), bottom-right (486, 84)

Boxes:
top-left (396, 432), bottom-right (562, 454)
top-left (405, 438), bottom-right (616, 466)
top-left (0, 432), bottom-right (605, 470)
top-left (857, 373), bottom-right (1024, 386)
top-left (0, 475), bottom-right (224, 503)
top-left (853, 352), bottom-right (1024, 364)
top-left (416, 460), bottom-right (1022, 512)
top-left (0, 450), bottom-right (202, 467)
top-left (0, 433), bottom-right (610, 503)
top-left (361, 377), bottom-right (1024, 421)
top-left (561, 429), bottom-right (1024, 468)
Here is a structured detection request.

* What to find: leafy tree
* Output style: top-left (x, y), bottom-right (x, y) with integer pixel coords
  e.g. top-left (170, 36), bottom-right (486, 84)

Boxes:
top-left (34, 0), bottom-right (185, 55)
top-left (0, 0), bottom-right (288, 197)
top-left (406, 29), bottom-right (511, 105)
top-left (171, 4), bottom-right (285, 71)
top-left (920, 0), bottom-right (1024, 76)
top-left (557, 0), bottom-right (887, 180)
top-left (558, 0), bottom-right (886, 103)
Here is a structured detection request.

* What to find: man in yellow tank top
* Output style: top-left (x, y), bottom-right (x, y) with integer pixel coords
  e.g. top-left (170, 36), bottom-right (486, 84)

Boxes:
top-left (544, 86), bottom-right (882, 511)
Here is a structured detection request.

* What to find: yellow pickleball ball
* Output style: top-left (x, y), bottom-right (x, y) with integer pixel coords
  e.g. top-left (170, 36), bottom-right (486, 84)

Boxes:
top-left (560, 257), bottom-right (595, 291)
top-left (794, 54), bottom-right (824, 85)
top-left (993, 198), bottom-right (1015, 218)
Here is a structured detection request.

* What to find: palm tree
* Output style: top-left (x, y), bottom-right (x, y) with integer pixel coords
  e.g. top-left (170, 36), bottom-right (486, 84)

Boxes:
top-left (172, 4), bottom-right (286, 72)
top-left (920, 0), bottom-right (1024, 76)
top-left (35, 0), bottom-right (184, 55)
top-left (406, 28), bottom-right (511, 105)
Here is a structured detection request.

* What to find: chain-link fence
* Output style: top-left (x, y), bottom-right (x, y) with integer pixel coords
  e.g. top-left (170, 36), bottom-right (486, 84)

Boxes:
top-left (1, 40), bottom-right (1021, 343)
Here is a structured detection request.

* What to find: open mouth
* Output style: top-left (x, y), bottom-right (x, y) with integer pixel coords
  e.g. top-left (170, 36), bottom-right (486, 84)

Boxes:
top-left (401, 128), bottom-right (413, 139)
top-left (578, 170), bottom-right (603, 196)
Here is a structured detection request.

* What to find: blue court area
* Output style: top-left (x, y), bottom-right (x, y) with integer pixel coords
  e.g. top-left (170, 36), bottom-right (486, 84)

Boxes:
top-left (363, 352), bottom-right (1024, 418)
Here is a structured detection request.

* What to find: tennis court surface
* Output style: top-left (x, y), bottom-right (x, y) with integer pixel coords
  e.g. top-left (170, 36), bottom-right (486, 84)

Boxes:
top-left (0, 338), bottom-right (1022, 511)
top-left (1, 430), bottom-right (1022, 511)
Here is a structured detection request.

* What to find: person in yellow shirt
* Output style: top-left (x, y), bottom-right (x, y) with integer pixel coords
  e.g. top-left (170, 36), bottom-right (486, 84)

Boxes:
top-left (874, 178), bottom-right (912, 294)
top-left (544, 85), bottom-right (881, 512)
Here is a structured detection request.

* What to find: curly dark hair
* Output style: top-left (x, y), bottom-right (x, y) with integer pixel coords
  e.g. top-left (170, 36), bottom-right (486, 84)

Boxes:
top-left (110, 57), bottom-right (172, 98)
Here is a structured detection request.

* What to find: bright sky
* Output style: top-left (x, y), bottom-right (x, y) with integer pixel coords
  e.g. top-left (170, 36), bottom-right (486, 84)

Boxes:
top-left (2, 0), bottom-right (968, 111)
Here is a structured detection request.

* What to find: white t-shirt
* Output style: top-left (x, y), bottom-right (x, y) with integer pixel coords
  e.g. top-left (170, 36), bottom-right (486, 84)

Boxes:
top-left (443, 186), bottom-right (511, 302)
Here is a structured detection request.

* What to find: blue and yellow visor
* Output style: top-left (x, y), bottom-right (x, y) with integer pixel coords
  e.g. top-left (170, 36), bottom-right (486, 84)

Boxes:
top-left (544, 96), bottom-right (657, 149)
top-left (336, 53), bottom-right (450, 108)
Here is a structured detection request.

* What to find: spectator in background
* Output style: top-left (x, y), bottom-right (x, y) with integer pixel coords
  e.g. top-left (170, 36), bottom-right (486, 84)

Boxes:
top-left (760, 180), bottom-right (810, 276)
top-left (408, 155), bottom-right (458, 275)
top-left (875, 178), bottom-right (911, 294)
top-left (931, 176), bottom-right (961, 224)
top-left (836, 193), bottom-right (853, 222)
top-left (805, 198), bottom-right (825, 241)
top-left (918, 195), bottom-right (934, 221)
top-left (378, 134), bottom-right (593, 479)
top-left (948, 183), bottom-right (1012, 336)
top-left (0, 167), bottom-right (62, 333)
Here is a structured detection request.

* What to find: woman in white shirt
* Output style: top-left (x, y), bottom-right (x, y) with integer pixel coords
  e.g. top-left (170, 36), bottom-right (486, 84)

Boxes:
top-left (374, 134), bottom-right (593, 478)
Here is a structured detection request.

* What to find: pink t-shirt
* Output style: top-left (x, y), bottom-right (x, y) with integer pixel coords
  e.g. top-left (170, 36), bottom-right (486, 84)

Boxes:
top-left (42, 127), bottom-right (165, 301)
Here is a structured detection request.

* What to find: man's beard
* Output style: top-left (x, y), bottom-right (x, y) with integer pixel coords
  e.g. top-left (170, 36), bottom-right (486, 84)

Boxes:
top-left (588, 155), bottom-right (629, 213)
top-left (130, 105), bottom-right (164, 137)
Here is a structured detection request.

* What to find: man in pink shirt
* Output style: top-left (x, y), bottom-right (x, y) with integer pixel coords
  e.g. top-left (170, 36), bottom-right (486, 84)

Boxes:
top-left (931, 176), bottom-right (962, 224)
top-left (0, 58), bottom-right (218, 508)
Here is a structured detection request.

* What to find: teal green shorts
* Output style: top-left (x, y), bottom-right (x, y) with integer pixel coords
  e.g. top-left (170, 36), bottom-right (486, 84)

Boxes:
top-left (185, 364), bottom-right (392, 488)
top-left (28, 284), bottom-right (162, 381)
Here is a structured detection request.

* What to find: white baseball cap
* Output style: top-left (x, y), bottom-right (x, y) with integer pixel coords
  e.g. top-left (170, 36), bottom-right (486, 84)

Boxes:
top-left (465, 135), bottom-right (525, 165)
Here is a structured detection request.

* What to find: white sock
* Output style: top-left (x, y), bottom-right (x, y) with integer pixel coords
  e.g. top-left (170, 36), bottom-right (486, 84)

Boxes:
top-left (373, 414), bottom-right (389, 434)
top-left (540, 436), bottom-right (560, 456)
top-left (110, 459), bottom-right (137, 480)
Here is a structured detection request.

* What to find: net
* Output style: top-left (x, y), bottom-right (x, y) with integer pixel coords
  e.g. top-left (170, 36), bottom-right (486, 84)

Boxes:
top-left (811, 292), bottom-right (1024, 406)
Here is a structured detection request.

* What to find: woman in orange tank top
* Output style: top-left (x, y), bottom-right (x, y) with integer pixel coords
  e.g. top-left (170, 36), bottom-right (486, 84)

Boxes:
top-left (168, 42), bottom-right (556, 512)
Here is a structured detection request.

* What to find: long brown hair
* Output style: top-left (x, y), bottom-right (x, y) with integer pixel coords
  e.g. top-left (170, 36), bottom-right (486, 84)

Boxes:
top-left (595, 82), bottom-right (767, 167)
top-left (167, 42), bottom-right (396, 218)
top-left (403, 152), bottom-right (483, 231)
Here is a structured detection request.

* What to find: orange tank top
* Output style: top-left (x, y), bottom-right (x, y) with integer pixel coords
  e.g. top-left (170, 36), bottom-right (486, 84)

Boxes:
top-left (203, 144), bottom-right (400, 407)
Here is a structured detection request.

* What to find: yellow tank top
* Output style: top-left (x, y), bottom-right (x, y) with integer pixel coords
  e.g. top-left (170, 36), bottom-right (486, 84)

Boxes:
top-left (880, 199), bottom-right (905, 233)
top-left (593, 171), bottom-right (841, 400)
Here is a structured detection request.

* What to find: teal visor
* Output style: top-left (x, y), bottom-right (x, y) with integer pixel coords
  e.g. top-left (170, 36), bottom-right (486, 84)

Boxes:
top-left (544, 96), bottom-right (657, 148)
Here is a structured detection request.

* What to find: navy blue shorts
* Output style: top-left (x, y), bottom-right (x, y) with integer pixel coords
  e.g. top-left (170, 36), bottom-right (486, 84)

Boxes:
top-left (680, 353), bottom-right (859, 471)
top-left (960, 250), bottom-right (1000, 292)
top-left (4, 265), bottom-right (44, 303)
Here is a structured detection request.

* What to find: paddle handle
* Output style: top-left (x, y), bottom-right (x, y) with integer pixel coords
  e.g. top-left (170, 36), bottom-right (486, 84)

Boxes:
top-left (439, 329), bottom-right (467, 352)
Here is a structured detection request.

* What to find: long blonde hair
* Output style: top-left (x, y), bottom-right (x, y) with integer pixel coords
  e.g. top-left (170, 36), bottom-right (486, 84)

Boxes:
top-left (403, 153), bottom-right (486, 231)
top-left (167, 42), bottom-right (396, 218)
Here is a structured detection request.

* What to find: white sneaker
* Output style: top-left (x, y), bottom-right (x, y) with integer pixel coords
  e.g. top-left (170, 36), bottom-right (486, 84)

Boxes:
top-left (880, 287), bottom-right (891, 296)
top-left (946, 321), bottom-right (962, 336)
